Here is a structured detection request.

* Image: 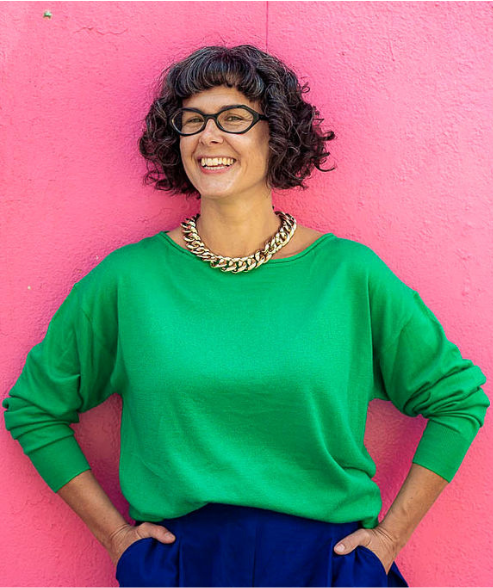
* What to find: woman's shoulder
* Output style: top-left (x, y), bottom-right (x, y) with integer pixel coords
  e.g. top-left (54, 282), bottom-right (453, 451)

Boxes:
top-left (310, 230), bottom-right (408, 286)
top-left (74, 232), bottom-right (164, 292)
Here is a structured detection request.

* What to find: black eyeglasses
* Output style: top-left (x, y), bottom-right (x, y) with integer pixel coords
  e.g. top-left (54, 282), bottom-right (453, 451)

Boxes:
top-left (170, 104), bottom-right (268, 136)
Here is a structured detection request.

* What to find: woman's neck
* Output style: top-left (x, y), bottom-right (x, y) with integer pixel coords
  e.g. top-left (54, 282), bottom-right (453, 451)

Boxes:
top-left (195, 202), bottom-right (282, 258)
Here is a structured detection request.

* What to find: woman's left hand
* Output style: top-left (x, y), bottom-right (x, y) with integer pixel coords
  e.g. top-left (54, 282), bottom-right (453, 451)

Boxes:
top-left (333, 525), bottom-right (401, 575)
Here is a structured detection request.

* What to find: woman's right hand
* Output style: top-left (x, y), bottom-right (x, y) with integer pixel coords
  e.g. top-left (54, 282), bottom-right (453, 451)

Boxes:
top-left (108, 521), bottom-right (176, 567)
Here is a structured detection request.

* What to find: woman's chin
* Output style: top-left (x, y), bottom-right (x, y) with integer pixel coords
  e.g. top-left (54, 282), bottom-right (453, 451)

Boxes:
top-left (195, 184), bottom-right (237, 199)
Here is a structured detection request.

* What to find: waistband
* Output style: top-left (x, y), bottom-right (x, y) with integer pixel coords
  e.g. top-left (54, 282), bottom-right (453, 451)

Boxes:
top-left (133, 502), bottom-right (364, 537)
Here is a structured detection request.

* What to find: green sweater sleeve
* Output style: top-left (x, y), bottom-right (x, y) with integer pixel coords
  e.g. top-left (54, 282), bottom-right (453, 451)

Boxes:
top-left (368, 251), bottom-right (489, 483)
top-left (2, 281), bottom-right (118, 492)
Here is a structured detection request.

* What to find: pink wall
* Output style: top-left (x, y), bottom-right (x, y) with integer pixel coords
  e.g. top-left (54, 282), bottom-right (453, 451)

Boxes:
top-left (1, 2), bottom-right (492, 586)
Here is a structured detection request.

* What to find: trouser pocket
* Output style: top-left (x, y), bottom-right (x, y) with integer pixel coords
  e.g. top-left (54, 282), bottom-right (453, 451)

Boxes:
top-left (115, 536), bottom-right (180, 587)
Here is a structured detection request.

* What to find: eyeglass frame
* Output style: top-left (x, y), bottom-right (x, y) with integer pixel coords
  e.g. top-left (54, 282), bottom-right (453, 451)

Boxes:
top-left (170, 104), bottom-right (269, 136)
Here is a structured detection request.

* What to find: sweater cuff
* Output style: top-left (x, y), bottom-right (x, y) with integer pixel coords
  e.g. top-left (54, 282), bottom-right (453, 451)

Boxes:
top-left (411, 418), bottom-right (479, 483)
top-left (27, 436), bottom-right (92, 492)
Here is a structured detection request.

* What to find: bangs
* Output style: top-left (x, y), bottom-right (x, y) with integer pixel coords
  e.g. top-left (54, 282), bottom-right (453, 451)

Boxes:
top-left (167, 46), bottom-right (267, 102)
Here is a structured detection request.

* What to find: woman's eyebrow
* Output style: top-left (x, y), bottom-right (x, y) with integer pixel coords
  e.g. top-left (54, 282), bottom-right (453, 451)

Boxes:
top-left (190, 104), bottom-right (246, 111)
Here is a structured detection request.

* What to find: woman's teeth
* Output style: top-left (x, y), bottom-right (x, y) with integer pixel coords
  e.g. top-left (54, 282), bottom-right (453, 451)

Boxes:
top-left (200, 157), bottom-right (236, 168)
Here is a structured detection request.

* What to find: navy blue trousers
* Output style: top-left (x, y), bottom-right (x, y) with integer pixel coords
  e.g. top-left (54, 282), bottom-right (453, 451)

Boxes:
top-left (116, 502), bottom-right (409, 587)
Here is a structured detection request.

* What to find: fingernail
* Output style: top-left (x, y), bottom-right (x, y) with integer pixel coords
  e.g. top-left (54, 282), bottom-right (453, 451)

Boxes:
top-left (165, 533), bottom-right (175, 541)
top-left (335, 543), bottom-right (345, 552)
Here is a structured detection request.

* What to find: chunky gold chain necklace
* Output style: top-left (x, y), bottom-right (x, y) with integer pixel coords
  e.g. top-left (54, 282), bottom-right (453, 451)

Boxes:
top-left (180, 211), bottom-right (297, 273)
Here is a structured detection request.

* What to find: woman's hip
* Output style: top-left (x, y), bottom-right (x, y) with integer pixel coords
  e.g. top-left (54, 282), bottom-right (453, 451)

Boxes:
top-left (116, 502), bottom-right (409, 587)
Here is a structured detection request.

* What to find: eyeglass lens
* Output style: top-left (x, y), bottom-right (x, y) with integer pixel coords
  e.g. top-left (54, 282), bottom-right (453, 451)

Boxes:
top-left (173, 107), bottom-right (255, 134)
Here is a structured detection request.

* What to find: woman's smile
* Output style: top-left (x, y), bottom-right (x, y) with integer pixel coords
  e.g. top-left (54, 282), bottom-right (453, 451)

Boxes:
top-left (199, 159), bottom-right (239, 174)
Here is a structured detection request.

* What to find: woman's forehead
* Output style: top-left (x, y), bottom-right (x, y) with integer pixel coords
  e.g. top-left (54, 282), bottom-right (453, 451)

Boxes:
top-left (182, 85), bottom-right (260, 111)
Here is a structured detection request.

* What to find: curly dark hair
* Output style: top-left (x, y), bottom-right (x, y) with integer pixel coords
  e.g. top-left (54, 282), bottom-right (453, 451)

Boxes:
top-left (138, 44), bottom-right (336, 200)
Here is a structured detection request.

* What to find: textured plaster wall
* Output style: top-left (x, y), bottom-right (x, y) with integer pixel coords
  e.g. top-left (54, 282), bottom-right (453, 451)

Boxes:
top-left (1, 2), bottom-right (492, 586)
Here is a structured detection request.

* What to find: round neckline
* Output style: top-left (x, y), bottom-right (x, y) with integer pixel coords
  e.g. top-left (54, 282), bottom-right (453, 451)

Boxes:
top-left (158, 230), bottom-right (335, 265)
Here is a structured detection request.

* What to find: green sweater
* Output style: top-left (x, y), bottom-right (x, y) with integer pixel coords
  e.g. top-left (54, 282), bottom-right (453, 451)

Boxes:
top-left (3, 231), bottom-right (489, 529)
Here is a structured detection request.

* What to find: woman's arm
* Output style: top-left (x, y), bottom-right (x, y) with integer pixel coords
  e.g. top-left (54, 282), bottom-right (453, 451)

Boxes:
top-left (56, 470), bottom-right (176, 565)
top-left (56, 470), bottom-right (130, 551)
top-left (378, 462), bottom-right (449, 549)
top-left (333, 462), bottom-right (449, 573)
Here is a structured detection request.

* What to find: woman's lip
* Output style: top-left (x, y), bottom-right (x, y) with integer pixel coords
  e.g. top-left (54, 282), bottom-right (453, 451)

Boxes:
top-left (198, 160), bottom-right (237, 174)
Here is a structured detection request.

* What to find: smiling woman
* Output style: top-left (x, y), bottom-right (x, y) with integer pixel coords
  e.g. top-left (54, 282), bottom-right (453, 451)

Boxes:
top-left (3, 43), bottom-right (488, 588)
top-left (137, 44), bottom-right (337, 263)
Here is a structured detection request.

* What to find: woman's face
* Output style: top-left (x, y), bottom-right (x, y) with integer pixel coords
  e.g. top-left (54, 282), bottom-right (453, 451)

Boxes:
top-left (178, 85), bottom-right (271, 202)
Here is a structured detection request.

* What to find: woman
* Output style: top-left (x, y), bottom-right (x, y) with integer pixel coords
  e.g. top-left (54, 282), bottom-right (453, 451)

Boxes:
top-left (3, 45), bottom-right (489, 588)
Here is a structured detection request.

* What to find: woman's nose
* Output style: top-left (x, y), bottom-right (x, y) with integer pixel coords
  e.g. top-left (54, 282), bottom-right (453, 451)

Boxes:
top-left (199, 118), bottom-right (223, 142)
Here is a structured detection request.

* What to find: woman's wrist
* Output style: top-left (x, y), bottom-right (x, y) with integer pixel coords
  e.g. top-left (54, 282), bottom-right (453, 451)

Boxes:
top-left (378, 463), bottom-right (449, 551)
top-left (56, 469), bottom-right (130, 551)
